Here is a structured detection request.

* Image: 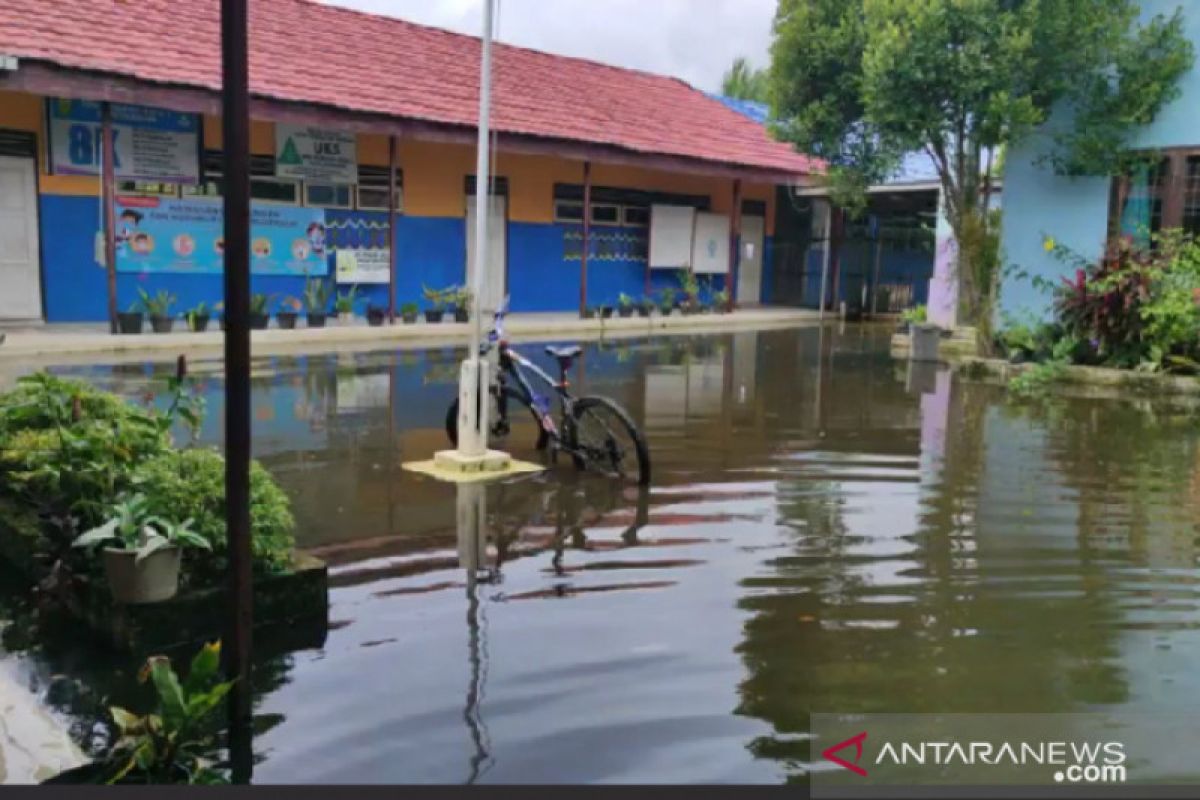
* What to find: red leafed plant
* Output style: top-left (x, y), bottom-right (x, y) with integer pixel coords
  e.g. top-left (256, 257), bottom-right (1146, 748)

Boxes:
top-left (1053, 236), bottom-right (1154, 366)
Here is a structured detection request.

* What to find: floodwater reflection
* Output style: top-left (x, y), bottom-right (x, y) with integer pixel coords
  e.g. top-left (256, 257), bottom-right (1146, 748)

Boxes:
top-left (2, 324), bottom-right (1200, 783)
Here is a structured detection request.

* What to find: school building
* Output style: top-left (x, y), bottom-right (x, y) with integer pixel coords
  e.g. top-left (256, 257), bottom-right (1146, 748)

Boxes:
top-left (0, 0), bottom-right (820, 324)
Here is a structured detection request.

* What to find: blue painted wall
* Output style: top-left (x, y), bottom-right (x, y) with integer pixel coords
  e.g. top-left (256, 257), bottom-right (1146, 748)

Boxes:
top-left (999, 0), bottom-right (1200, 321)
top-left (40, 198), bottom-right (752, 320)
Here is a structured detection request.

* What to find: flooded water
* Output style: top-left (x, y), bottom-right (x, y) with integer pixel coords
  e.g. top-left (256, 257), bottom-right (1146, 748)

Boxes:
top-left (3, 324), bottom-right (1200, 783)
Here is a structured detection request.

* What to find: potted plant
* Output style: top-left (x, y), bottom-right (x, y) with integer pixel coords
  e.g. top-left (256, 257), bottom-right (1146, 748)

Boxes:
top-left (422, 284), bottom-right (447, 323)
top-left (117, 301), bottom-right (144, 335)
top-left (678, 269), bottom-right (700, 315)
top-left (599, 304), bottom-right (614, 319)
top-left (249, 293), bottom-right (272, 330)
top-left (303, 276), bottom-right (331, 328)
top-left (711, 288), bottom-right (730, 313)
top-left (277, 297), bottom-right (301, 330)
top-left (366, 304), bottom-right (387, 326)
top-left (333, 286), bottom-right (358, 324)
top-left (659, 287), bottom-right (677, 316)
top-left (184, 302), bottom-right (211, 332)
top-left (138, 288), bottom-right (177, 334)
top-left (400, 301), bottom-right (419, 324)
top-left (452, 286), bottom-right (471, 323)
top-left (581, 305), bottom-right (597, 320)
top-left (71, 494), bottom-right (212, 605)
top-left (637, 296), bottom-right (653, 318)
top-left (617, 293), bottom-right (635, 318)
top-left (900, 304), bottom-right (928, 334)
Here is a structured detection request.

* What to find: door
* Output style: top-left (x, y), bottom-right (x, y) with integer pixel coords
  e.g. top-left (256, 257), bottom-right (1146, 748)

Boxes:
top-left (0, 156), bottom-right (41, 319)
top-left (465, 194), bottom-right (507, 313)
top-left (736, 214), bottom-right (765, 305)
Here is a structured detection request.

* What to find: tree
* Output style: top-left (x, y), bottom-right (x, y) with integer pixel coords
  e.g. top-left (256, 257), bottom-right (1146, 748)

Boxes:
top-left (721, 56), bottom-right (770, 102)
top-left (768, 0), bottom-right (1193, 336)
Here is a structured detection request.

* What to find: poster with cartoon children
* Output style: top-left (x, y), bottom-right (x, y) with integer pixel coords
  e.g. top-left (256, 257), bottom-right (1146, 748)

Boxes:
top-left (114, 197), bottom-right (328, 276)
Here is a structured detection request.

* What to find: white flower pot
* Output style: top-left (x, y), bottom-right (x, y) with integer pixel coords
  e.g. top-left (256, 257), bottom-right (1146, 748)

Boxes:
top-left (102, 546), bottom-right (181, 604)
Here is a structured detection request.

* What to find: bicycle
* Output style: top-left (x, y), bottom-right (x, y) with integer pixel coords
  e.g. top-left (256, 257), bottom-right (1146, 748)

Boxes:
top-left (445, 302), bottom-right (651, 486)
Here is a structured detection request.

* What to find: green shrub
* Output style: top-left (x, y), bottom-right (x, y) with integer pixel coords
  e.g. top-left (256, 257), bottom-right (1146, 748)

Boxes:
top-left (134, 448), bottom-right (295, 584)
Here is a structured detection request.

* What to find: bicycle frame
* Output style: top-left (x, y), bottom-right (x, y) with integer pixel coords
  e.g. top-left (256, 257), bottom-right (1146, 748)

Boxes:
top-left (481, 302), bottom-right (574, 440)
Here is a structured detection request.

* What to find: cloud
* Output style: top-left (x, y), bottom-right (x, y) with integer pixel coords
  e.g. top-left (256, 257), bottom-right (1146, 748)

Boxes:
top-left (321, 0), bottom-right (776, 92)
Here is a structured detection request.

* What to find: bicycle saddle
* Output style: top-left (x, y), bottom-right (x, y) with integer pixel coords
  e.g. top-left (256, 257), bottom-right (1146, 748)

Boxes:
top-left (545, 344), bottom-right (582, 367)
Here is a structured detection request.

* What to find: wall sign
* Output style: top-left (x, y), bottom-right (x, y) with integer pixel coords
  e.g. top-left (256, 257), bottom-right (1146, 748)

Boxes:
top-left (691, 211), bottom-right (730, 275)
top-left (327, 210), bottom-right (391, 284)
top-left (114, 197), bottom-right (328, 276)
top-left (275, 125), bottom-right (357, 183)
top-left (46, 98), bottom-right (200, 183)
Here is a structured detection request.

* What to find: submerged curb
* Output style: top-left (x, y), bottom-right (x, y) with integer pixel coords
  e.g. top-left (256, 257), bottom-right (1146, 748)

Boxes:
top-left (0, 309), bottom-right (820, 364)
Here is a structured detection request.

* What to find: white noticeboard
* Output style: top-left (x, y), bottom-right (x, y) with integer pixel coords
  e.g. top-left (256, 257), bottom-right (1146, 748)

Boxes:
top-left (275, 125), bottom-right (357, 183)
top-left (649, 204), bottom-right (696, 269)
top-left (691, 212), bottom-right (730, 275)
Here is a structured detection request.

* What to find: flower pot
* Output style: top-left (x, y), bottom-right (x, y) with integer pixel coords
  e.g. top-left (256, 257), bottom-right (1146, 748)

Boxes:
top-left (367, 308), bottom-right (386, 327)
top-left (102, 546), bottom-right (181, 604)
top-left (637, 307), bottom-right (651, 318)
top-left (425, 309), bottom-right (445, 323)
top-left (186, 314), bottom-right (210, 333)
top-left (149, 315), bottom-right (175, 334)
top-left (116, 311), bottom-right (144, 335)
top-left (910, 323), bottom-right (941, 363)
top-left (582, 308), bottom-right (596, 319)
top-left (249, 313), bottom-right (270, 330)
top-left (599, 306), bottom-right (614, 319)
top-left (276, 311), bottom-right (298, 330)
top-left (307, 312), bottom-right (327, 328)
top-left (454, 308), bottom-right (469, 323)
top-left (402, 311), bottom-right (418, 324)
top-left (659, 306), bottom-right (674, 317)
top-left (618, 307), bottom-right (634, 318)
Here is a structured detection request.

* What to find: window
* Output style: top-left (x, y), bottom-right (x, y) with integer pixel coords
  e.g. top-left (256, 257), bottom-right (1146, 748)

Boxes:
top-left (590, 203), bottom-right (620, 225)
top-left (181, 151), bottom-right (299, 204)
top-left (117, 180), bottom-right (179, 198)
top-left (356, 165), bottom-right (403, 211)
top-left (554, 200), bottom-right (584, 223)
top-left (621, 206), bottom-right (649, 228)
top-left (1182, 156), bottom-right (1200, 236)
top-left (304, 183), bottom-right (353, 209)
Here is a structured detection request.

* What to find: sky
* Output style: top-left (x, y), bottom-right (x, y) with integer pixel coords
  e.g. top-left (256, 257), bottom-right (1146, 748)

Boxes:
top-left (322, 0), bottom-right (778, 92)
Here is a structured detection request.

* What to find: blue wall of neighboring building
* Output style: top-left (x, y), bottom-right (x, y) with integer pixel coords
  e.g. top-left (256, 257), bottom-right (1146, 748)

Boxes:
top-left (39, 199), bottom-right (760, 321)
top-left (999, 0), bottom-right (1200, 321)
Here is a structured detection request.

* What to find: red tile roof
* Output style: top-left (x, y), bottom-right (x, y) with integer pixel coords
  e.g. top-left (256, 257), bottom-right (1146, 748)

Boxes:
top-left (0, 0), bottom-right (819, 178)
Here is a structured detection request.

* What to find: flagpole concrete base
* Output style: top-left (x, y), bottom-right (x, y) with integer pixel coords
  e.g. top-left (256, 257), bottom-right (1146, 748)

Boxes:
top-left (402, 450), bottom-right (543, 483)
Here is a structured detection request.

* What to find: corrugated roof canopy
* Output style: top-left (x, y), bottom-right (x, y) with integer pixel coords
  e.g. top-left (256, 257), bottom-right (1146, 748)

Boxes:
top-left (0, 0), bottom-right (820, 180)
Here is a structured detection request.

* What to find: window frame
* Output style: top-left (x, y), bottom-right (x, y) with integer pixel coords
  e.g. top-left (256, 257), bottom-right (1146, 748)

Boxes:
top-left (589, 202), bottom-right (621, 226)
top-left (621, 205), bottom-right (650, 228)
top-left (553, 199), bottom-right (585, 223)
top-left (303, 182), bottom-right (355, 210)
top-left (116, 180), bottom-right (180, 198)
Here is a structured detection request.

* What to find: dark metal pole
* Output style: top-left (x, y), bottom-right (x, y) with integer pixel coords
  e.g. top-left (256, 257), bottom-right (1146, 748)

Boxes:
top-left (580, 161), bottom-right (591, 316)
top-left (727, 179), bottom-right (742, 312)
top-left (220, 0), bottom-right (253, 784)
top-left (870, 217), bottom-right (884, 317)
top-left (101, 103), bottom-right (117, 334)
top-left (387, 134), bottom-right (398, 324)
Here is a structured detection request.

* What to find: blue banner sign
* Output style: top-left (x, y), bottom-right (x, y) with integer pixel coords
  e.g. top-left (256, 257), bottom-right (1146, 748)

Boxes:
top-left (115, 197), bottom-right (329, 276)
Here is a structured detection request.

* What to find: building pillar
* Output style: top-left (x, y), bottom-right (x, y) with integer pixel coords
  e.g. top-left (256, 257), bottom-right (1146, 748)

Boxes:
top-left (101, 103), bottom-right (117, 334)
top-left (579, 160), bottom-right (591, 316)
top-left (927, 187), bottom-right (959, 329)
top-left (727, 179), bottom-right (742, 311)
top-left (387, 134), bottom-right (398, 323)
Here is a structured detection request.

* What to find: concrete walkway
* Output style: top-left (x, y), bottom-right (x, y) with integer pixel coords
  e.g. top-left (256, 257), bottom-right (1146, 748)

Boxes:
top-left (0, 307), bottom-right (819, 366)
top-left (0, 665), bottom-right (86, 784)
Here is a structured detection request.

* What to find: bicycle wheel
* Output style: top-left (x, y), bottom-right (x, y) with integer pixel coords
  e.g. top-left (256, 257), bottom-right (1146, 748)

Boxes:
top-left (568, 395), bottom-right (651, 486)
top-left (446, 386), bottom-right (549, 451)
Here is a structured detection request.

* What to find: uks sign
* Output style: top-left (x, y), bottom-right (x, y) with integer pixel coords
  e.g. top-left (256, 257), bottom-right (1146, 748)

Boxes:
top-left (275, 124), bottom-right (357, 184)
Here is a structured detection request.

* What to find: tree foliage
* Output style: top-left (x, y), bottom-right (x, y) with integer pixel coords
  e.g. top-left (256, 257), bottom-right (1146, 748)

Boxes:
top-left (768, 0), bottom-right (1193, 329)
top-left (721, 56), bottom-right (770, 102)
